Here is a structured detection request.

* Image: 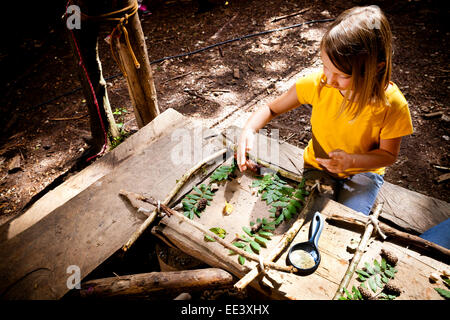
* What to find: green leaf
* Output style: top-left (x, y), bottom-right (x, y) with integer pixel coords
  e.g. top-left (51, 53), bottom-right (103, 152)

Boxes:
top-left (238, 255), bottom-right (246, 265)
top-left (381, 274), bottom-right (389, 284)
top-left (368, 277), bottom-right (377, 293)
top-left (274, 213), bottom-right (284, 225)
top-left (258, 231), bottom-right (273, 238)
top-left (352, 286), bottom-right (362, 300)
top-left (381, 258), bottom-right (387, 272)
top-left (384, 269), bottom-right (395, 278)
top-left (343, 287), bottom-right (352, 299)
top-left (262, 225), bottom-right (275, 231)
top-left (242, 226), bottom-right (254, 237)
top-left (233, 242), bottom-right (246, 248)
top-left (283, 208), bottom-right (292, 220)
top-left (204, 235), bottom-right (215, 242)
top-left (187, 194), bottom-right (201, 200)
top-left (435, 288), bottom-right (450, 299)
top-left (365, 262), bottom-right (375, 275)
top-left (356, 269), bottom-right (370, 278)
top-left (254, 236), bottom-right (268, 247)
top-left (375, 274), bottom-right (384, 288)
top-left (203, 194), bottom-right (213, 200)
top-left (373, 259), bottom-right (381, 273)
top-left (210, 227), bottom-right (227, 238)
top-left (193, 186), bottom-right (202, 194)
top-left (271, 201), bottom-right (289, 208)
top-left (358, 273), bottom-right (367, 281)
top-left (250, 241), bottom-right (261, 253)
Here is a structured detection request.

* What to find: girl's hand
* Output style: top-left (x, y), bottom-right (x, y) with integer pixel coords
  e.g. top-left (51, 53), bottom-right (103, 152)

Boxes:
top-left (316, 149), bottom-right (354, 174)
top-left (236, 129), bottom-right (256, 172)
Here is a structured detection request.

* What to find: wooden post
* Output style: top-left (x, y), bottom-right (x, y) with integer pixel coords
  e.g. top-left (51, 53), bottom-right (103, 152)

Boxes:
top-left (67, 0), bottom-right (120, 154)
top-left (112, 0), bottom-right (160, 128)
top-left (78, 268), bottom-right (234, 299)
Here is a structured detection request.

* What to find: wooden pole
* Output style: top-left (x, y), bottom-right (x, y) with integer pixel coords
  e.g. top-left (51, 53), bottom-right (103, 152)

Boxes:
top-left (67, 0), bottom-right (120, 154)
top-left (79, 268), bottom-right (234, 299)
top-left (333, 203), bottom-right (383, 300)
top-left (112, 0), bottom-right (159, 128)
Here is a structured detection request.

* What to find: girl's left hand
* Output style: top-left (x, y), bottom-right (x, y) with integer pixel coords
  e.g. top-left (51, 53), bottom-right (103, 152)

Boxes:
top-left (316, 149), bottom-right (354, 173)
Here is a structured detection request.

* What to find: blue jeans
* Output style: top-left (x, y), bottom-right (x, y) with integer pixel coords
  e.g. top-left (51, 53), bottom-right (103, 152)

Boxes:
top-left (420, 218), bottom-right (450, 249)
top-left (303, 169), bottom-right (384, 215)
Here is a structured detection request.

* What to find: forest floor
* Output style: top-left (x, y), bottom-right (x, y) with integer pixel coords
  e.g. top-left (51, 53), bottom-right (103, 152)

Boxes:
top-left (0, 0), bottom-right (448, 299)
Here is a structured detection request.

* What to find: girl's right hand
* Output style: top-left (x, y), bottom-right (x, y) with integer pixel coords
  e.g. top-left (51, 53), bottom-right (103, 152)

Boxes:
top-left (237, 128), bottom-right (256, 172)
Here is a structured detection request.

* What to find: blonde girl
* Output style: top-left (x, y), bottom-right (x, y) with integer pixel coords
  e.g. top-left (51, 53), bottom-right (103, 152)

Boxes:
top-left (236, 5), bottom-right (413, 215)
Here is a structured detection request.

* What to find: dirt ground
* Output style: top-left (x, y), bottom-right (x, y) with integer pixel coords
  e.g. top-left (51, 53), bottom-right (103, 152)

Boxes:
top-left (0, 0), bottom-right (448, 266)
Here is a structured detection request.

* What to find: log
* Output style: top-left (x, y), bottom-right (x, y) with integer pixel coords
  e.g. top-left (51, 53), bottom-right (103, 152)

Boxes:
top-left (79, 268), bottom-right (234, 299)
top-left (325, 213), bottom-right (450, 261)
top-left (333, 203), bottom-right (383, 299)
top-left (112, 0), bottom-right (159, 128)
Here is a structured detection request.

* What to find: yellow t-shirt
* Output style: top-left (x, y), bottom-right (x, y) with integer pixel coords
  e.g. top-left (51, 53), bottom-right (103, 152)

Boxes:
top-left (295, 71), bottom-right (413, 178)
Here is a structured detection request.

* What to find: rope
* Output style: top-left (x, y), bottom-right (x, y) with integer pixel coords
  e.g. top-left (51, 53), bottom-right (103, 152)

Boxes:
top-left (80, 0), bottom-right (140, 77)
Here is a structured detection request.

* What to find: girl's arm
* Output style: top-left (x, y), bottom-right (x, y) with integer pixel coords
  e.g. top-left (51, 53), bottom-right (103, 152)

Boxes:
top-left (316, 137), bottom-right (402, 173)
top-left (237, 84), bottom-right (301, 171)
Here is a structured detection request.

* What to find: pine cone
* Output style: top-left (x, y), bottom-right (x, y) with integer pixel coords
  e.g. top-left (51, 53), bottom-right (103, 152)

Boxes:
top-left (380, 249), bottom-right (398, 266)
top-left (358, 286), bottom-right (374, 300)
top-left (196, 198), bottom-right (208, 211)
top-left (383, 283), bottom-right (402, 296)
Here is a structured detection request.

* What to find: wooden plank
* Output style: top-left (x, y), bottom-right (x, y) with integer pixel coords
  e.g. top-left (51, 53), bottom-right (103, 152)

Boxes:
top-left (0, 108), bottom-right (186, 244)
top-left (154, 161), bottom-right (358, 300)
top-left (222, 126), bottom-right (450, 234)
top-left (0, 116), bottom-right (226, 299)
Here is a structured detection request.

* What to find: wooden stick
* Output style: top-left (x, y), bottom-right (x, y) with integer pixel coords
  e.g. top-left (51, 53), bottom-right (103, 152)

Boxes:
top-left (121, 148), bottom-right (228, 251)
top-left (333, 202), bottom-right (383, 300)
top-left (124, 191), bottom-right (297, 274)
top-left (271, 8), bottom-right (310, 22)
top-left (234, 187), bottom-right (317, 291)
top-left (79, 268), bottom-right (234, 299)
top-left (326, 213), bottom-right (450, 259)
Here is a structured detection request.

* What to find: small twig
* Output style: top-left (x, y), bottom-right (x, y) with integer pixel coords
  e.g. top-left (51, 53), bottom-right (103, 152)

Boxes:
top-left (49, 114), bottom-right (88, 121)
top-left (280, 132), bottom-right (296, 145)
top-left (121, 148), bottom-right (228, 251)
top-left (333, 202), bottom-right (383, 300)
top-left (162, 72), bottom-right (192, 84)
top-left (271, 8), bottom-right (310, 23)
top-left (184, 88), bottom-right (208, 100)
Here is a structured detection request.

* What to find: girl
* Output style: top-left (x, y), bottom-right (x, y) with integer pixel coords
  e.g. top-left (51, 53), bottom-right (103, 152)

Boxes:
top-left (236, 5), bottom-right (413, 216)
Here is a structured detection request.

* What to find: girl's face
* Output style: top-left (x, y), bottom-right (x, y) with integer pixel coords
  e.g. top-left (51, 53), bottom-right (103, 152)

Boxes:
top-left (321, 50), bottom-right (352, 92)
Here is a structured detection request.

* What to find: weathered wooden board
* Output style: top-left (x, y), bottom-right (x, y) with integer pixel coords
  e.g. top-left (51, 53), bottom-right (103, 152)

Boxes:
top-left (222, 126), bottom-right (450, 234)
top-left (155, 166), bottom-right (448, 299)
top-left (0, 112), bottom-right (227, 299)
top-left (0, 108), bottom-right (186, 244)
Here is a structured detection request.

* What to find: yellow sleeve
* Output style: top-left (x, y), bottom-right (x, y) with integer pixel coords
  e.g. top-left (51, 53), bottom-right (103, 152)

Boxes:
top-left (295, 72), bottom-right (322, 105)
top-left (380, 98), bottom-right (414, 140)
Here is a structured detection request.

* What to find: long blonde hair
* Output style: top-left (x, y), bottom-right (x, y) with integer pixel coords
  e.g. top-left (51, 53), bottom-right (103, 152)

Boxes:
top-left (320, 5), bottom-right (392, 119)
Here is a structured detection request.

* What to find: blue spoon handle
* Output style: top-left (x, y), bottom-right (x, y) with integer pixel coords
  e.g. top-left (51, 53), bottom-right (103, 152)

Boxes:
top-left (308, 211), bottom-right (324, 249)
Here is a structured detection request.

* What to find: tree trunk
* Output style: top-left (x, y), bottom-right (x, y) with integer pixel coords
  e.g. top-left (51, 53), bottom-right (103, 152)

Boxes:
top-left (78, 268), bottom-right (234, 299)
top-left (67, 0), bottom-right (120, 154)
top-left (112, 0), bottom-right (160, 128)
